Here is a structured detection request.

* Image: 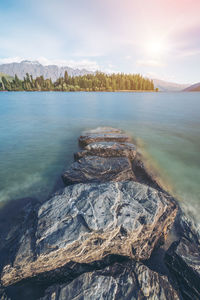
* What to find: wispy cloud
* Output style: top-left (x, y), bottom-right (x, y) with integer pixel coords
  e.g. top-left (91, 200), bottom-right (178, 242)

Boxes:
top-left (136, 60), bottom-right (165, 67)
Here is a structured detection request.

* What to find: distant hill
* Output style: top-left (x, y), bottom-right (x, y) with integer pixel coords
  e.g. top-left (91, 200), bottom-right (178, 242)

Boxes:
top-left (0, 72), bottom-right (13, 83)
top-left (183, 82), bottom-right (200, 91)
top-left (153, 79), bottom-right (190, 92)
top-left (0, 60), bottom-right (94, 82)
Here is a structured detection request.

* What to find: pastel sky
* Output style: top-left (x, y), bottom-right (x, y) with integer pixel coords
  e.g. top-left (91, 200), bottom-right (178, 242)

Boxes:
top-left (0, 0), bottom-right (200, 83)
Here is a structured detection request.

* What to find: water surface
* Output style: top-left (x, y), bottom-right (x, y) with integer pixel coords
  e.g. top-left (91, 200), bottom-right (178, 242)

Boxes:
top-left (0, 92), bottom-right (199, 225)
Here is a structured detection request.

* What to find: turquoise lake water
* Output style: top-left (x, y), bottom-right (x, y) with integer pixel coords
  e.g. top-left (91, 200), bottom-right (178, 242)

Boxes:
top-left (0, 92), bottom-right (199, 225)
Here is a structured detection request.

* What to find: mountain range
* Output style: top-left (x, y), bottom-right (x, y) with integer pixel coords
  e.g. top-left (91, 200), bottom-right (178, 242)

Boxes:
top-left (152, 79), bottom-right (190, 92)
top-left (183, 82), bottom-right (200, 91)
top-left (0, 60), bottom-right (197, 91)
top-left (0, 60), bottom-right (93, 82)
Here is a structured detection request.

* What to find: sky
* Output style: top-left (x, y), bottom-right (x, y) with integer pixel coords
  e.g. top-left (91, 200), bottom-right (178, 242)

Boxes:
top-left (0, 0), bottom-right (200, 83)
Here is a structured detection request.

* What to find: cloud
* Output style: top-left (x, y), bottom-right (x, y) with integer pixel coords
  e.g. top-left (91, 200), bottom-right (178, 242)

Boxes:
top-left (0, 57), bottom-right (23, 64)
top-left (37, 57), bottom-right (100, 71)
top-left (125, 56), bottom-right (132, 60)
top-left (136, 59), bottom-right (165, 67)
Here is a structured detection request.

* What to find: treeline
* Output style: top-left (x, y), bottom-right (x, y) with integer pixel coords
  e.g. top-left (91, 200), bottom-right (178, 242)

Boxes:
top-left (0, 71), bottom-right (156, 92)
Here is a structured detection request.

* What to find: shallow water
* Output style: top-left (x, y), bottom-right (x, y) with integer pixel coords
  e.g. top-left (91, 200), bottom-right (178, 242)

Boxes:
top-left (0, 91), bottom-right (199, 224)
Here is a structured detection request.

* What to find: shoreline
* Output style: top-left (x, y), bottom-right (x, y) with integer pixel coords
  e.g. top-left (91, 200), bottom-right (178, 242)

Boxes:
top-left (0, 89), bottom-right (157, 93)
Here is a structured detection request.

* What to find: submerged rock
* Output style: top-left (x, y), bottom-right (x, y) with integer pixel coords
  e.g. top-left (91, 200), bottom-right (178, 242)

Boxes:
top-left (1, 181), bottom-right (177, 287)
top-left (40, 261), bottom-right (180, 300)
top-left (62, 156), bottom-right (135, 185)
top-left (74, 141), bottom-right (137, 161)
top-left (165, 237), bottom-right (200, 299)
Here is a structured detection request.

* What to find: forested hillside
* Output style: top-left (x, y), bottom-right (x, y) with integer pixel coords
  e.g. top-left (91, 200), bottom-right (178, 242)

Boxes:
top-left (0, 72), bottom-right (13, 83)
top-left (0, 71), bottom-right (155, 91)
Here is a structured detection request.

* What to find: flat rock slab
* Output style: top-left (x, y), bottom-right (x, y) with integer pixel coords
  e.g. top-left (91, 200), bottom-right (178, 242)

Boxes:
top-left (40, 261), bottom-right (180, 300)
top-left (1, 181), bottom-right (177, 287)
top-left (79, 133), bottom-right (132, 147)
top-left (74, 141), bottom-right (137, 161)
top-left (83, 127), bottom-right (122, 135)
top-left (62, 156), bottom-right (135, 185)
top-left (165, 237), bottom-right (200, 299)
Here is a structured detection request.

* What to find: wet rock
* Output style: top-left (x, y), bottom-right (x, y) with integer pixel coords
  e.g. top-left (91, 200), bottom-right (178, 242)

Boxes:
top-left (177, 210), bottom-right (200, 245)
top-left (0, 290), bottom-right (9, 300)
top-left (165, 237), bottom-right (200, 299)
top-left (1, 181), bottom-right (177, 287)
top-left (83, 127), bottom-right (122, 135)
top-left (132, 152), bottom-right (163, 191)
top-left (79, 132), bottom-right (132, 147)
top-left (40, 261), bottom-right (180, 300)
top-left (74, 141), bottom-right (137, 161)
top-left (0, 198), bottom-right (37, 275)
top-left (62, 156), bottom-right (135, 185)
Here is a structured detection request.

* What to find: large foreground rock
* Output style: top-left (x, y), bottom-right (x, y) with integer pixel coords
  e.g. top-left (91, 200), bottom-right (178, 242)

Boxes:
top-left (74, 141), bottom-right (137, 161)
top-left (40, 261), bottom-right (180, 300)
top-left (62, 156), bottom-right (135, 185)
top-left (165, 237), bottom-right (200, 299)
top-left (1, 181), bottom-right (177, 287)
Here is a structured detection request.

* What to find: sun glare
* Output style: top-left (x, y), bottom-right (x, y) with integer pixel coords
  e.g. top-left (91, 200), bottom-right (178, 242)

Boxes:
top-left (146, 40), bottom-right (165, 57)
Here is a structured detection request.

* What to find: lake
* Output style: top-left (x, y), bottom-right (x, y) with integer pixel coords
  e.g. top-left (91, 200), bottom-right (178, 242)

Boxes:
top-left (0, 91), bottom-right (199, 226)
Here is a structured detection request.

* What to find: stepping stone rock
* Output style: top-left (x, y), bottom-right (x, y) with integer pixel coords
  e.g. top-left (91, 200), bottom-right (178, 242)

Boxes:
top-left (1, 181), bottom-right (177, 287)
top-left (83, 127), bottom-right (122, 135)
top-left (79, 133), bottom-right (132, 147)
top-left (165, 237), bottom-right (200, 299)
top-left (40, 261), bottom-right (180, 300)
top-left (74, 141), bottom-right (137, 161)
top-left (62, 156), bottom-right (135, 185)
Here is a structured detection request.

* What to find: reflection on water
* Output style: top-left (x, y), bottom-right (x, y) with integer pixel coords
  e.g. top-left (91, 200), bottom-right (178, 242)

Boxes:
top-left (0, 91), bottom-right (199, 225)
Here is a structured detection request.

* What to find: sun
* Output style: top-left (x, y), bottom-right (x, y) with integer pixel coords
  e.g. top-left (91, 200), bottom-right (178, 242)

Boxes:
top-left (146, 40), bottom-right (165, 57)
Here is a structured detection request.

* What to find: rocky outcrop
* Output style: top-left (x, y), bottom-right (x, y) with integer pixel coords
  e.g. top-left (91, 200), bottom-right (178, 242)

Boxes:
top-left (40, 261), bottom-right (179, 300)
top-left (74, 141), bottom-right (137, 160)
top-left (62, 156), bottom-right (135, 185)
top-left (63, 128), bottom-right (136, 185)
top-left (1, 181), bottom-right (177, 288)
top-left (0, 127), bottom-right (181, 299)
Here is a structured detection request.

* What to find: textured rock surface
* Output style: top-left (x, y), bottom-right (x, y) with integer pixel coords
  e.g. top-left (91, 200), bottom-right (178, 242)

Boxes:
top-left (79, 132), bottom-right (132, 147)
top-left (177, 211), bottom-right (200, 245)
top-left (1, 181), bottom-right (177, 287)
top-left (62, 156), bottom-right (135, 185)
top-left (0, 198), bottom-right (37, 275)
top-left (40, 261), bottom-right (180, 300)
top-left (74, 141), bottom-right (137, 161)
top-left (82, 127), bottom-right (122, 135)
top-left (165, 237), bottom-right (200, 299)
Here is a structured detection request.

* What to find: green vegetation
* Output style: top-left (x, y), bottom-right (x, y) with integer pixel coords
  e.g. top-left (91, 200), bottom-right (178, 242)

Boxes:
top-left (0, 72), bottom-right (13, 84)
top-left (0, 71), bottom-right (155, 91)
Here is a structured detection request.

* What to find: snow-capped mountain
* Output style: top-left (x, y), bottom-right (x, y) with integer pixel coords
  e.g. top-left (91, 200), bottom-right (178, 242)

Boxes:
top-left (0, 60), bottom-right (94, 82)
